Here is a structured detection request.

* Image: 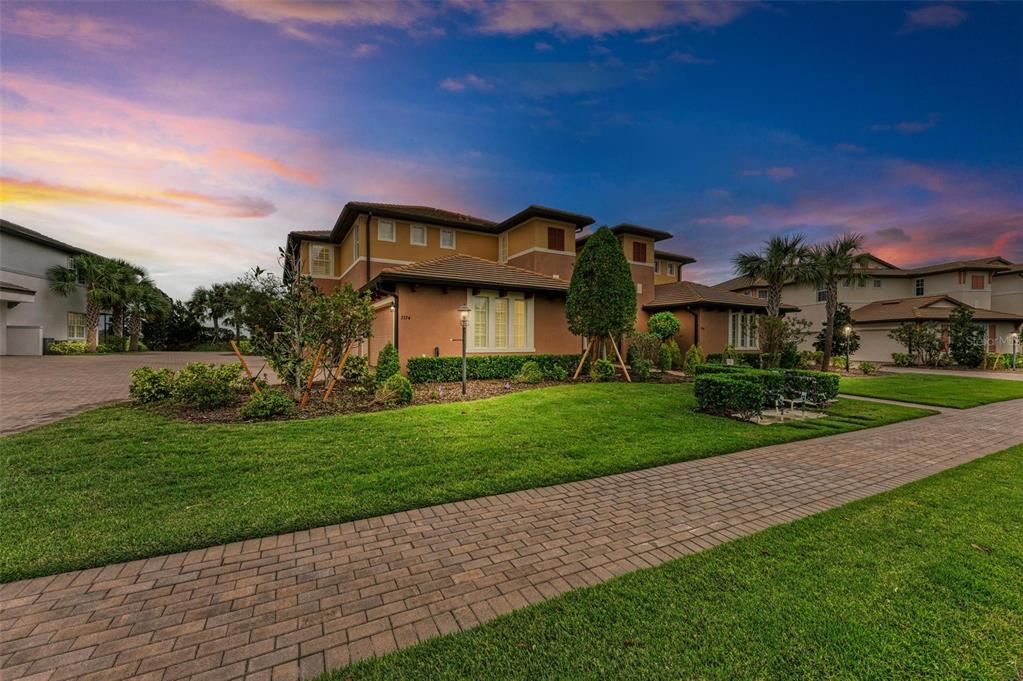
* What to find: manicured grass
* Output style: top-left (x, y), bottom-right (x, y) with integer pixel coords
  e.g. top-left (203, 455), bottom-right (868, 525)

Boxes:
top-left (0, 383), bottom-right (931, 581)
top-left (330, 444), bottom-right (1023, 681)
top-left (840, 373), bottom-right (1023, 408)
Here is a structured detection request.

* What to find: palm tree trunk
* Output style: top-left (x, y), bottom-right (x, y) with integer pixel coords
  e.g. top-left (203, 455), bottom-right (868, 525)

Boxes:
top-left (129, 314), bottom-right (142, 352)
top-left (111, 305), bottom-right (125, 342)
top-left (85, 299), bottom-right (100, 352)
top-left (767, 286), bottom-right (781, 317)
top-left (822, 284), bottom-right (837, 371)
top-left (212, 318), bottom-right (221, 342)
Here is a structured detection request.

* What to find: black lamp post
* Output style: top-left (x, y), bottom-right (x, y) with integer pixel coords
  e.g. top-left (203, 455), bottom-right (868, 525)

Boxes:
top-left (843, 324), bottom-right (852, 373)
top-left (458, 304), bottom-right (471, 395)
top-left (1012, 331), bottom-right (1019, 371)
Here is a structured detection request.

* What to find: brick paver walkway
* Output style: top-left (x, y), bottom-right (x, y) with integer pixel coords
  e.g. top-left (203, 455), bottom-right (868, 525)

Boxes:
top-left (2, 400), bottom-right (1021, 681)
top-left (0, 352), bottom-right (272, 435)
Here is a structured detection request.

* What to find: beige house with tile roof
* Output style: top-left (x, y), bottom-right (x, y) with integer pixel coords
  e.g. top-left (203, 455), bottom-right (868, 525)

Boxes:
top-left (717, 254), bottom-right (1023, 362)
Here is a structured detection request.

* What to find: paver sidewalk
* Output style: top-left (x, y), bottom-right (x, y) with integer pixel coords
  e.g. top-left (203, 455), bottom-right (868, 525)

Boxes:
top-left (2, 400), bottom-right (1021, 681)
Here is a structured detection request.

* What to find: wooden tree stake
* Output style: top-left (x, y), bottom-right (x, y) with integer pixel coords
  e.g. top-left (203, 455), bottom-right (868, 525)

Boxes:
top-left (322, 342), bottom-right (354, 401)
top-left (230, 340), bottom-right (261, 393)
top-left (573, 337), bottom-right (592, 379)
top-left (609, 335), bottom-right (632, 382)
top-left (299, 343), bottom-right (326, 410)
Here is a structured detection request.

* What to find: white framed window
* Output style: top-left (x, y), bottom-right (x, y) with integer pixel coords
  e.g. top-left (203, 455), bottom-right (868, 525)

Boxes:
top-left (874, 279), bottom-right (882, 288)
top-left (729, 311), bottom-right (759, 350)
top-left (498, 234), bottom-right (508, 263)
top-left (654, 261), bottom-right (661, 274)
top-left (468, 291), bottom-right (533, 351)
top-left (310, 245), bottom-right (332, 276)
top-left (636, 283), bottom-right (643, 294)
top-left (440, 229), bottom-right (455, 249)
top-left (816, 283), bottom-right (827, 302)
top-left (667, 263), bottom-right (675, 276)
top-left (67, 312), bottom-right (86, 339)
top-left (410, 224), bottom-right (427, 246)
top-left (377, 220), bottom-right (396, 242)
top-left (915, 278), bottom-right (924, 296)
top-left (757, 289), bottom-right (768, 299)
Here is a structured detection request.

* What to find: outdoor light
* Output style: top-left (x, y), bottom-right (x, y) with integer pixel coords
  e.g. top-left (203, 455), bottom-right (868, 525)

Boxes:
top-left (843, 324), bottom-right (853, 374)
top-left (1011, 331), bottom-right (1019, 371)
top-left (457, 304), bottom-right (472, 395)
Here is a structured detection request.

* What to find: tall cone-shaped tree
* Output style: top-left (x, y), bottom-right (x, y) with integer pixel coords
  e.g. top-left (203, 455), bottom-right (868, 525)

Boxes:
top-left (566, 227), bottom-right (637, 376)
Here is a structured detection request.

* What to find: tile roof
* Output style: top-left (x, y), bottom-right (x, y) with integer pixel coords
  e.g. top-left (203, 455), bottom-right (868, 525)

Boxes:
top-left (495, 205), bottom-right (594, 230)
top-left (577, 223), bottom-right (673, 245)
top-left (654, 249), bottom-right (696, 264)
top-left (851, 295), bottom-right (1023, 323)
top-left (372, 254), bottom-right (570, 293)
top-left (645, 281), bottom-right (799, 311)
top-left (345, 202), bottom-right (497, 228)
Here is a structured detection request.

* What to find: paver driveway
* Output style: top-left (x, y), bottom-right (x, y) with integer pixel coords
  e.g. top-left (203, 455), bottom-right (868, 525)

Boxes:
top-left (2, 399), bottom-right (1020, 681)
top-left (0, 352), bottom-right (272, 435)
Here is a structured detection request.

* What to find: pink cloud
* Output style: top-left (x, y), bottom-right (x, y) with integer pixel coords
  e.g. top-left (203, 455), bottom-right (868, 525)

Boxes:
top-left (695, 214), bottom-right (751, 227)
top-left (1, 6), bottom-right (141, 50)
top-left (743, 166), bottom-right (796, 181)
top-left (439, 74), bottom-right (494, 93)
top-left (352, 43), bottom-right (379, 58)
top-left (902, 4), bottom-right (968, 32)
top-left (215, 0), bottom-right (436, 29)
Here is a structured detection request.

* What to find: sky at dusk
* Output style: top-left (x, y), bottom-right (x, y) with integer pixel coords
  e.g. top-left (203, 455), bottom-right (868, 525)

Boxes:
top-left (1, 0), bottom-right (1021, 299)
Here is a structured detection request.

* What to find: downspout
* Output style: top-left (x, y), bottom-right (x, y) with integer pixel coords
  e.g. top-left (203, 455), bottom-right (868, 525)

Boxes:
top-left (692, 307), bottom-right (701, 346)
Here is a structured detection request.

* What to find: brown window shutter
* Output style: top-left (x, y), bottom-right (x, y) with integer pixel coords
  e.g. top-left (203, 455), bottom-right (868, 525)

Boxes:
top-left (632, 242), bottom-right (647, 262)
top-left (972, 275), bottom-right (985, 290)
top-left (547, 227), bottom-right (564, 251)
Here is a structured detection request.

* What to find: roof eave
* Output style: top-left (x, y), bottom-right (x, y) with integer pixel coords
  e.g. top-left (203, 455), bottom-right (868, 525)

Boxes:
top-left (497, 205), bottom-right (595, 231)
top-left (371, 272), bottom-right (568, 295)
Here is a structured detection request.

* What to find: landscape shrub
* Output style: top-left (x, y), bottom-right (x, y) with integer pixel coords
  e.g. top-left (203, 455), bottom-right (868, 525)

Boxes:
top-left (948, 307), bottom-right (985, 368)
top-left (97, 338), bottom-right (126, 353)
top-left (627, 332), bottom-right (661, 365)
top-left (798, 350), bottom-right (823, 369)
top-left (859, 361), bottom-right (877, 375)
top-left (375, 343), bottom-right (400, 385)
top-left (693, 365), bottom-right (837, 408)
top-left (666, 339), bottom-right (682, 369)
top-left (831, 355), bottom-right (848, 370)
top-left (779, 344), bottom-right (801, 369)
top-left (647, 311), bottom-right (681, 341)
top-left (239, 389), bottom-right (294, 420)
top-left (405, 354), bottom-right (582, 383)
top-left (341, 355), bottom-right (370, 382)
top-left (657, 344), bottom-right (673, 372)
top-left (593, 358), bottom-right (616, 381)
top-left (543, 363), bottom-right (569, 381)
top-left (694, 373), bottom-right (764, 421)
top-left (705, 352), bottom-right (762, 368)
top-left (985, 353), bottom-right (1012, 369)
top-left (722, 345), bottom-right (741, 365)
top-left (784, 369), bottom-right (840, 405)
top-left (172, 362), bottom-right (241, 409)
top-left (891, 352), bottom-right (913, 367)
top-left (128, 367), bottom-right (174, 403)
top-left (375, 373), bottom-right (413, 405)
top-left (631, 358), bottom-right (653, 380)
top-left (692, 363), bottom-right (746, 376)
top-left (683, 344), bottom-right (706, 375)
top-left (514, 360), bottom-right (544, 384)
top-left (47, 340), bottom-right (89, 355)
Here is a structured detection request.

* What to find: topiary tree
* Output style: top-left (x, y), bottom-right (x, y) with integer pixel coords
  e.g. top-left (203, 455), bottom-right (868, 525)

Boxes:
top-left (375, 343), bottom-right (400, 385)
top-left (683, 344), bottom-right (705, 375)
top-left (948, 306), bottom-right (985, 368)
top-left (566, 227), bottom-right (637, 378)
top-left (647, 311), bottom-right (680, 341)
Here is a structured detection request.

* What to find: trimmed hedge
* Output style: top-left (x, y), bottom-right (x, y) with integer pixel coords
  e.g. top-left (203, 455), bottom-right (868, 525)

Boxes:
top-left (694, 373), bottom-right (765, 421)
top-left (706, 352), bottom-right (762, 368)
top-left (406, 354), bottom-right (583, 384)
top-left (693, 364), bottom-right (838, 418)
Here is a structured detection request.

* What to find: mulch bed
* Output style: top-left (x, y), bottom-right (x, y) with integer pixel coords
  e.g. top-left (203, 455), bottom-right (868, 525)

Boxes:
top-left (143, 372), bottom-right (686, 425)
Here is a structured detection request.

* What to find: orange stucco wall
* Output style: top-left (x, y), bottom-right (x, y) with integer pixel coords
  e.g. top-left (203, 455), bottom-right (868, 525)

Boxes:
top-left (507, 251), bottom-right (575, 281)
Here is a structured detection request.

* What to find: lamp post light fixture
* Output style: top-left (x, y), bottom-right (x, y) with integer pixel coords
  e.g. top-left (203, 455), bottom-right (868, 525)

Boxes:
top-left (843, 324), bottom-right (853, 374)
top-left (458, 304), bottom-right (471, 395)
top-left (1012, 331), bottom-right (1019, 371)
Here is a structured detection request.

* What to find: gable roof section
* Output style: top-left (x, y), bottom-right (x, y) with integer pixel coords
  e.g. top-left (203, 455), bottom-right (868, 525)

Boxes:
top-left (901, 256), bottom-right (1013, 276)
top-left (370, 254), bottom-right (569, 294)
top-left (645, 281), bottom-right (799, 312)
top-left (330, 202), bottom-right (498, 241)
top-left (852, 295), bottom-right (1023, 323)
top-left (0, 219), bottom-right (95, 257)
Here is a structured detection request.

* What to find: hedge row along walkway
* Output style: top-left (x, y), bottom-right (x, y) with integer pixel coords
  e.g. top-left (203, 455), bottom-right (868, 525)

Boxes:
top-left (2, 399), bottom-right (1021, 681)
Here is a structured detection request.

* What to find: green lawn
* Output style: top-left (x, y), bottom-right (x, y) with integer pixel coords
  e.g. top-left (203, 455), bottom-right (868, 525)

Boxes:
top-left (0, 384), bottom-right (931, 582)
top-left (330, 444), bottom-right (1023, 681)
top-left (840, 373), bottom-right (1023, 408)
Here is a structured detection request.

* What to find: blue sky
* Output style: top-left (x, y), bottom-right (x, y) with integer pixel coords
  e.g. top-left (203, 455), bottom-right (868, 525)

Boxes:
top-left (1, 1), bottom-right (1021, 298)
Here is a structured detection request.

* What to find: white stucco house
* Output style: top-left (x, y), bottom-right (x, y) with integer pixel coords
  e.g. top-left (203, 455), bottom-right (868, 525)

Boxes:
top-left (0, 220), bottom-right (95, 356)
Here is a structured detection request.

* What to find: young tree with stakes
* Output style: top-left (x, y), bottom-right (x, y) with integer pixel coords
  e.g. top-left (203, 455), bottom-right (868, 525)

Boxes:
top-left (566, 227), bottom-right (637, 380)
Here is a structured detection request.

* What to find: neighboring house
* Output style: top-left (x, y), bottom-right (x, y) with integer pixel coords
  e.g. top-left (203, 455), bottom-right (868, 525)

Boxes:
top-left (716, 254), bottom-right (1023, 362)
top-left (0, 220), bottom-right (94, 356)
top-left (286, 202), bottom-right (767, 368)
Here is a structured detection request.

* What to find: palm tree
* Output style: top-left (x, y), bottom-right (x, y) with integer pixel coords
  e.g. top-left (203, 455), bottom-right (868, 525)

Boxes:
top-left (223, 281), bottom-right (252, 340)
top-left (107, 259), bottom-right (145, 345)
top-left (124, 275), bottom-right (170, 351)
top-left (731, 234), bottom-right (813, 317)
top-left (47, 255), bottom-right (120, 351)
top-left (189, 283), bottom-right (230, 341)
top-left (808, 233), bottom-right (871, 370)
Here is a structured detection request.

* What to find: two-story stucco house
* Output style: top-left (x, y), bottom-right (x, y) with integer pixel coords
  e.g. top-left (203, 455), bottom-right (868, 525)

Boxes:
top-left (0, 220), bottom-right (96, 356)
top-left (716, 254), bottom-right (1023, 362)
top-left (285, 202), bottom-right (787, 369)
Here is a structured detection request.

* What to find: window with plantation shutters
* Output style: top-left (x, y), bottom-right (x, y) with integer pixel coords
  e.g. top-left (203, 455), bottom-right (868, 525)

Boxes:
top-left (632, 241), bottom-right (647, 262)
top-left (547, 227), bottom-right (565, 251)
